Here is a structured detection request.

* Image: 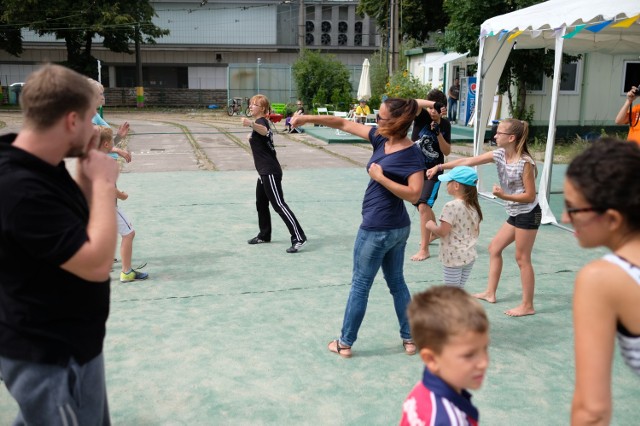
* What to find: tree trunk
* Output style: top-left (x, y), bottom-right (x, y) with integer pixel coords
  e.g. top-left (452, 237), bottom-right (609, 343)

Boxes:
top-left (64, 32), bottom-right (82, 65)
top-left (516, 83), bottom-right (527, 119)
top-left (84, 31), bottom-right (93, 59)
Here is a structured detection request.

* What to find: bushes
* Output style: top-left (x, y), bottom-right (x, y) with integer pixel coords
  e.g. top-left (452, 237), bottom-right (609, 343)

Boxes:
top-left (385, 69), bottom-right (432, 99)
top-left (292, 50), bottom-right (352, 110)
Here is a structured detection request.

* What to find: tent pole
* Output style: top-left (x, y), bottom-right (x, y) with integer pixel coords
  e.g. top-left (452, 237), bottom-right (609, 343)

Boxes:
top-left (538, 26), bottom-right (566, 225)
top-left (473, 37), bottom-right (486, 158)
top-left (474, 36), bottom-right (513, 196)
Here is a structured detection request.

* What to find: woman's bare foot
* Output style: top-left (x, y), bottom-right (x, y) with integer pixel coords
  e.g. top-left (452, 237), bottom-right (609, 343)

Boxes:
top-left (473, 291), bottom-right (496, 303)
top-left (504, 305), bottom-right (535, 317)
top-left (410, 250), bottom-right (430, 261)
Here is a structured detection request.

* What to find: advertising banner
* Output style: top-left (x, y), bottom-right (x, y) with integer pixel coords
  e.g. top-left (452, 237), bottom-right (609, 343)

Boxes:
top-left (458, 77), bottom-right (477, 126)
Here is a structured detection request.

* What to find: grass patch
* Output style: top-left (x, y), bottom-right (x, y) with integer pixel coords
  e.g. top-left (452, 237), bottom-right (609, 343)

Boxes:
top-left (530, 130), bottom-right (629, 163)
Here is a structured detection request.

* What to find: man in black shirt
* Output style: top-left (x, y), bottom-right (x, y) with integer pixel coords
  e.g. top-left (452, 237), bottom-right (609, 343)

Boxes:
top-left (410, 90), bottom-right (451, 261)
top-left (448, 78), bottom-right (460, 123)
top-left (0, 64), bottom-right (119, 424)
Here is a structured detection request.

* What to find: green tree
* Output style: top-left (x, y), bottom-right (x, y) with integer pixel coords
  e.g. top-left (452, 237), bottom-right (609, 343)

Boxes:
top-left (1, 0), bottom-right (169, 77)
top-left (0, 2), bottom-right (23, 56)
top-left (357, 0), bottom-right (447, 43)
top-left (385, 69), bottom-right (431, 99)
top-left (440, 0), bottom-right (579, 120)
top-left (368, 50), bottom-right (390, 109)
top-left (292, 50), bottom-right (352, 111)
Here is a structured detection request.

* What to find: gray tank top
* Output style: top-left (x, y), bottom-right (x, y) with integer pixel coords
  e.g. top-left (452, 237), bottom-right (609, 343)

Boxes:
top-left (493, 148), bottom-right (538, 216)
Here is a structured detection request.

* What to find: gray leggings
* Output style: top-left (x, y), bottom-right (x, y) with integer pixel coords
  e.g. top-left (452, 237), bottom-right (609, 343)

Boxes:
top-left (443, 261), bottom-right (475, 289)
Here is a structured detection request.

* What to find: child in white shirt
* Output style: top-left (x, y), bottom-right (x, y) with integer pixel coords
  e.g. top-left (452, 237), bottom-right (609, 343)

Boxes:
top-left (427, 166), bottom-right (482, 288)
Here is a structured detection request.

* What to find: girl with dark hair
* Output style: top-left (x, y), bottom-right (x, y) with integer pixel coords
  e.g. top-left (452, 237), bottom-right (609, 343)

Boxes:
top-left (291, 98), bottom-right (428, 357)
top-left (427, 118), bottom-right (540, 317)
top-left (564, 139), bottom-right (640, 423)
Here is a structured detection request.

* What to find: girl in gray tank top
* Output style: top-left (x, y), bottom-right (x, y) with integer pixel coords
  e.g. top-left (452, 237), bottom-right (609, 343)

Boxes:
top-left (426, 118), bottom-right (540, 317)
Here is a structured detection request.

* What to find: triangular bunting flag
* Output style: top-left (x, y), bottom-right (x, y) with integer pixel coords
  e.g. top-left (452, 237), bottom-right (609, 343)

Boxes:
top-left (507, 30), bottom-right (524, 42)
top-left (612, 14), bottom-right (639, 28)
top-left (586, 20), bottom-right (612, 33)
top-left (497, 30), bottom-right (509, 41)
top-left (563, 24), bottom-right (586, 39)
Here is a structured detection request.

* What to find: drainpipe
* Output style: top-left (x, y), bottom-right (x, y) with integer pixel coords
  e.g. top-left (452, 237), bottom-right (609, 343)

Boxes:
top-left (578, 53), bottom-right (588, 127)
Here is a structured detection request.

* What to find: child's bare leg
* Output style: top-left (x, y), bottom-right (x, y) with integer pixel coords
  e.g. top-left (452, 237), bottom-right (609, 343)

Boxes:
top-left (474, 223), bottom-right (515, 303)
top-left (505, 228), bottom-right (538, 317)
top-left (120, 231), bottom-right (135, 272)
top-left (411, 204), bottom-right (433, 261)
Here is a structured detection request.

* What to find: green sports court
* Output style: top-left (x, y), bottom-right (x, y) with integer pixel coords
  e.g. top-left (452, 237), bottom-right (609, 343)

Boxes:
top-left (0, 111), bottom-right (635, 425)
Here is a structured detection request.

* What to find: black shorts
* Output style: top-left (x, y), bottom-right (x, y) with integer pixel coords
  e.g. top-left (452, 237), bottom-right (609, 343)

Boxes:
top-left (415, 178), bottom-right (441, 208)
top-left (507, 204), bottom-right (542, 230)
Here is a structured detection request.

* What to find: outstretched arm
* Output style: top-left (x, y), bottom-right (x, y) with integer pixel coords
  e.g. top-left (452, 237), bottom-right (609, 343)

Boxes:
top-left (111, 147), bottom-right (131, 163)
top-left (291, 115), bottom-right (372, 140)
top-left (426, 151), bottom-right (494, 179)
top-left (242, 117), bottom-right (269, 136)
top-left (114, 122), bottom-right (130, 145)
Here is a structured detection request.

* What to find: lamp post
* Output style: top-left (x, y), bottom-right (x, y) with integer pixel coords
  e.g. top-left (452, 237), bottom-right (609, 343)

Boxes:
top-left (257, 57), bottom-right (261, 93)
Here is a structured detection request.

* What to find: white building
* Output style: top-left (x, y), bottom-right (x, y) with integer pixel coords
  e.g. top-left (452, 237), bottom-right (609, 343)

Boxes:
top-left (1, 0), bottom-right (380, 100)
top-left (406, 47), bottom-right (640, 136)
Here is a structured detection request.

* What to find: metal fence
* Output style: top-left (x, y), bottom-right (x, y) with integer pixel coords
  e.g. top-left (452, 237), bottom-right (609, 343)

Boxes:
top-left (228, 63), bottom-right (363, 107)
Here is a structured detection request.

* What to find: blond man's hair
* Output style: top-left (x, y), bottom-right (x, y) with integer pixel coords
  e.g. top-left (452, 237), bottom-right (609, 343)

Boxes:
top-left (20, 64), bottom-right (97, 131)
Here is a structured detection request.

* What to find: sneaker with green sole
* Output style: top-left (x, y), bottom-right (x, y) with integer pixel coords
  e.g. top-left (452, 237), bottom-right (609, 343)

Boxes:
top-left (120, 269), bottom-right (149, 283)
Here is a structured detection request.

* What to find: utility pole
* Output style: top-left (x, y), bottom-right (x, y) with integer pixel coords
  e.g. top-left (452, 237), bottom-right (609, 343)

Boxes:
top-left (298, 0), bottom-right (305, 55)
top-left (389, 0), bottom-right (399, 76)
top-left (135, 23), bottom-right (144, 107)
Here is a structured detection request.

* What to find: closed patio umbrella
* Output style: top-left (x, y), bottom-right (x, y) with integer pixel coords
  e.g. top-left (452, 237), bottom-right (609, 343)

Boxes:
top-left (356, 58), bottom-right (371, 101)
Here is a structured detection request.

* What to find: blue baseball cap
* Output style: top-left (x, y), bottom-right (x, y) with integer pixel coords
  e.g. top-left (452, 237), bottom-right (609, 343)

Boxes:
top-left (438, 166), bottom-right (478, 186)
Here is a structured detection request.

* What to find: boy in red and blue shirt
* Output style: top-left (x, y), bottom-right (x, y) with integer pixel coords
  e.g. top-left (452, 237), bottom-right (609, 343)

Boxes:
top-left (400, 286), bottom-right (489, 425)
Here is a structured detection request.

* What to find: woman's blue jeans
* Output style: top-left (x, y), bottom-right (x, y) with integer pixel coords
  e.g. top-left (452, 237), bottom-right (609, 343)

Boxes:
top-left (339, 226), bottom-right (412, 347)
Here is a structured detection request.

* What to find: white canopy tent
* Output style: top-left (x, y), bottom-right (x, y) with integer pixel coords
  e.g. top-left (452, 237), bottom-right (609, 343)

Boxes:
top-left (473, 0), bottom-right (640, 224)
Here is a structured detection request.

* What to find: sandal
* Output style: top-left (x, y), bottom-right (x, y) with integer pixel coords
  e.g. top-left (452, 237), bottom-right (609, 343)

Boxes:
top-left (328, 340), bottom-right (352, 358)
top-left (403, 340), bottom-right (417, 356)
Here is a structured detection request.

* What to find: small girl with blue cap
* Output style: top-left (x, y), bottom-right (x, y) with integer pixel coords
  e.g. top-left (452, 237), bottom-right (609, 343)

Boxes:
top-left (426, 166), bottom-right (483, 288)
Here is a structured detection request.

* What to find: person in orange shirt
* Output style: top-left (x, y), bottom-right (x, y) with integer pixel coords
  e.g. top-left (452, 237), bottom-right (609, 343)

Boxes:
top-left (615, 84), bottom-right (640, 144)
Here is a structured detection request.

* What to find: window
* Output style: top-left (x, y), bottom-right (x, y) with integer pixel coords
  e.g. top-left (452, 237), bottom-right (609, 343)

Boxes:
top-left (526, 60), bottom-right (582, 95)
top-left (116, 66), bottom-right (188, 88)
top-left (525, 73), bottom-right (545, 94)
top-left (623, 61), bottom-right (640, 95)
top-left (559, 61), bottom-right (581, 94)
